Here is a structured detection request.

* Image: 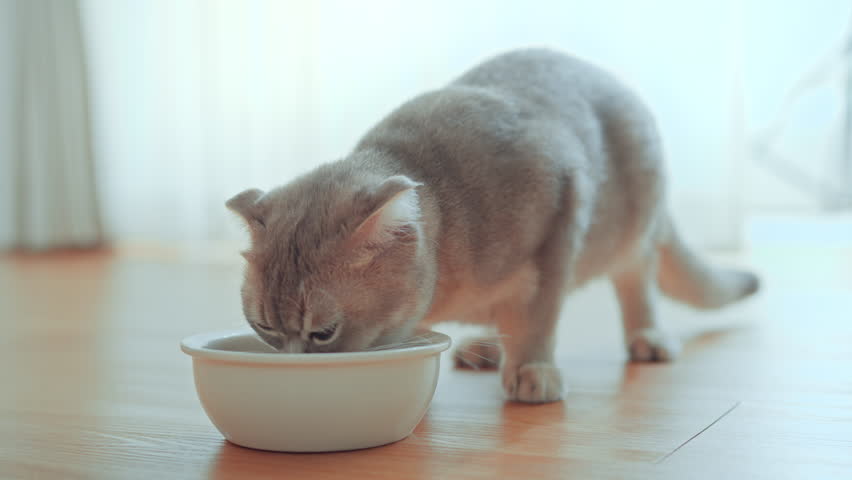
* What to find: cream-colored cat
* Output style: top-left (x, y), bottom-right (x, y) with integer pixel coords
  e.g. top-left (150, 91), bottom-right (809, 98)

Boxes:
top-left (227, 48), bottom-right (759, 403)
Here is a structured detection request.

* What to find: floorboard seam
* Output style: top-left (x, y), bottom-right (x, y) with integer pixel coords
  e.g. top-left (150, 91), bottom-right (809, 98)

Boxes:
top-left (654, 401), bottom-right (741, 465)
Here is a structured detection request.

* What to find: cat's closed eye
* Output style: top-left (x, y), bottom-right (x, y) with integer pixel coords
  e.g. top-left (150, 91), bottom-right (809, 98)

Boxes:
top-left (255, 323), bottom-right (276, 333)
top-left (309, 323), bottom-right (339, 345)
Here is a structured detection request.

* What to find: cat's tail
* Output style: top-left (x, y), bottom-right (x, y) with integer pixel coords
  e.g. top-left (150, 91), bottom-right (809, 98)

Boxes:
top-left (656, 215), bottom-right (759, 309)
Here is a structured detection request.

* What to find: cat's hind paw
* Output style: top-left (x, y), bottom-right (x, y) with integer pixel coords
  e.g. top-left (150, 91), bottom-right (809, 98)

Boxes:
top-left (628, 328), bottom-right (681, 362)
top-left (502, 362), bottom-right (563, 403)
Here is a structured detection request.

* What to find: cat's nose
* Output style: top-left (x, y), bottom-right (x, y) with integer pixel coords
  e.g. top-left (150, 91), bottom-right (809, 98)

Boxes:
top-left (264, 336), bottom-right (284, 350)
top-left (276, 338), bottom-right (305, 353)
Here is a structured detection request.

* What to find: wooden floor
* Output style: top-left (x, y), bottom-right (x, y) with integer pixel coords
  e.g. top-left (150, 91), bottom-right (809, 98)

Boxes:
top-left (2, 246), bottom-right (850, 479)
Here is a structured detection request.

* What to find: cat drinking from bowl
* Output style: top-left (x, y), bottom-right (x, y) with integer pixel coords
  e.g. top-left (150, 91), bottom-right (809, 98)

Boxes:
top-left (227, 49), bottom-right (759, 403)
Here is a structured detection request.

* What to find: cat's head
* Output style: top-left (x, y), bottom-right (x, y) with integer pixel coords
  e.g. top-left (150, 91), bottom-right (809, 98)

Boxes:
top-left (226, 167), bottom-right (433, 353)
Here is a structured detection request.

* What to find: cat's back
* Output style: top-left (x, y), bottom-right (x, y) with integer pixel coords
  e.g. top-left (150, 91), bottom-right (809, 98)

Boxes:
top-left (450, 49), bottom-right (666, 281)
top-left (358, 49), bottom-right (616, 173)
top-left (354, 48), bottom-right (662, 284)
top-left (452, 48), bottom-right (630, 118)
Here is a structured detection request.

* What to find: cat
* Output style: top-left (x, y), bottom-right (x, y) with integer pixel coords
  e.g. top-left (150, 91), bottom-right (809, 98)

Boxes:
top-left (226, 48), bottom-right (759, 403)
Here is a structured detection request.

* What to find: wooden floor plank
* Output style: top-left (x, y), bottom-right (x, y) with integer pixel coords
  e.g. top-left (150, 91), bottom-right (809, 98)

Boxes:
top-left (658, 401), bottom-right (852, 479)
top-left (2, 247), bottom-right (850, 479)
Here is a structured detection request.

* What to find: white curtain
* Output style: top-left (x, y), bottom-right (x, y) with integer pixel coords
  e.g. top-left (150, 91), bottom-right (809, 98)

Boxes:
top-left (75, 0), bottom-right (849, 255)
top-left (0, 0), bottom-right (102, 250)
top-left (742, 1), bottom-right (852, 211)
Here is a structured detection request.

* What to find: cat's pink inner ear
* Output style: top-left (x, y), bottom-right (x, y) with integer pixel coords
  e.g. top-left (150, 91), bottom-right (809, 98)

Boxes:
top-left (226, 188), bottom-right (265, 228)
top-left (351, 178), bottom-right (422, 248)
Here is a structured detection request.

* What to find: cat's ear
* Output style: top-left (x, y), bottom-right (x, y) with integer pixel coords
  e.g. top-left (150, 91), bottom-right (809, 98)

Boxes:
top-left (349, 176), bottom-right (423, 251)
top-left (226, 188), bottom-right (265, 229)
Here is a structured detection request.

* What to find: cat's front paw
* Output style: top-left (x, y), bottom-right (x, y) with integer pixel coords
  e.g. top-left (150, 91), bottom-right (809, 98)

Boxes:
top-left (628, 328), bottom-right (681, 362)
top-left (502, 363), bottom-right (563, 403)
top-left (454, 336), bottom-right (501, 370)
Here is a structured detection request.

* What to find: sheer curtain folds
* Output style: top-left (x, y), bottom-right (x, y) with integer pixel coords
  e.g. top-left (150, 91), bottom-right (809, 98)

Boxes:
top-left (1, 0), bottom-right (102, 250)
top-left (79, 0), bottom-right (749, 250)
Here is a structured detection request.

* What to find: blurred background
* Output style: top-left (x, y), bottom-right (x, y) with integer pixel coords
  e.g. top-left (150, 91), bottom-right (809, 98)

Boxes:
top-left (4, 4), bottom-right (852, 476)
top-left (1, 0), bottom-right (851, 258)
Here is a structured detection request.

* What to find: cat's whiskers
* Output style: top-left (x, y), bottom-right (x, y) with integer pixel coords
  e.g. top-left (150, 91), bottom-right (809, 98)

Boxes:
top-left (366, 335), bottom-right (433, 351)
top-left (367, 341), bottom-right (429, 351)
top-left (455, 355), bottom-right (480, 371)
top-left (456, 348), bottom-right (494, 363)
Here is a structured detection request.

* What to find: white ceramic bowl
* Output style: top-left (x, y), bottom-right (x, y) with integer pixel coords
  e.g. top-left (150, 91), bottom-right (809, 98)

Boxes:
top-left (180, 329), bottom-right (451, 452)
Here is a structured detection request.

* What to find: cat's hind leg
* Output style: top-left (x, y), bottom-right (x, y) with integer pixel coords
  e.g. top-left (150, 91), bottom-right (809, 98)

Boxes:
top-left (612, 249), bottom-right (682, 362)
